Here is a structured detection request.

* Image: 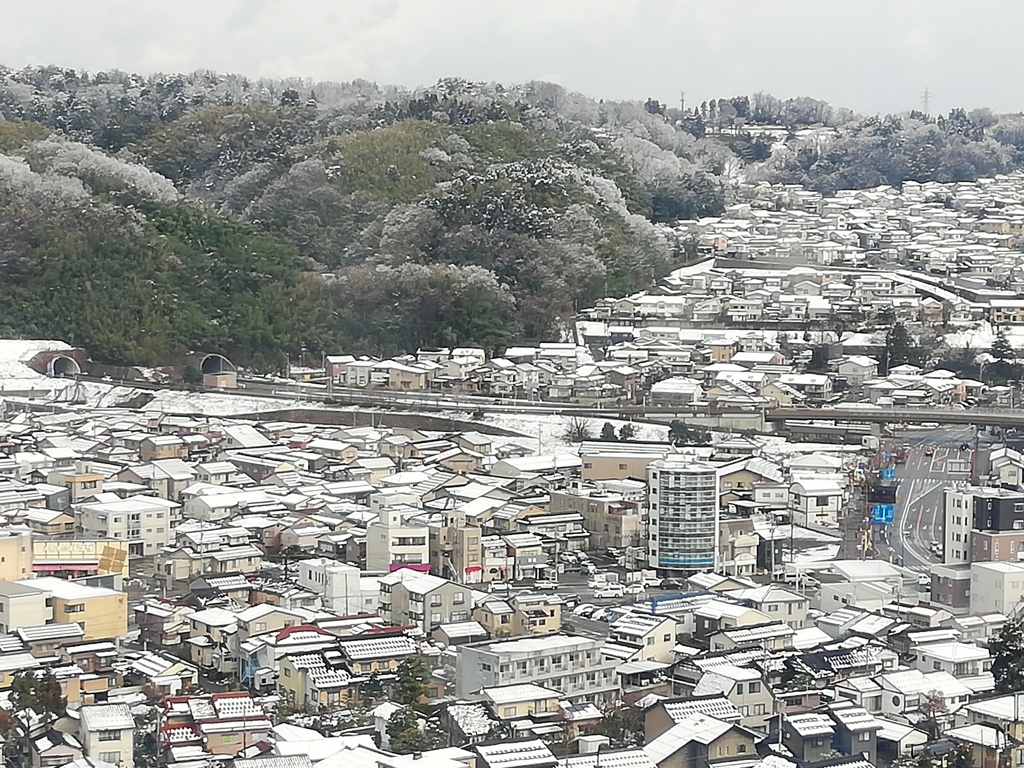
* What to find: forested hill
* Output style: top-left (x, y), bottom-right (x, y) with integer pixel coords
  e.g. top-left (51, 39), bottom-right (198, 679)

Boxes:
top-left (0, 67), bottom-right (1021, 368)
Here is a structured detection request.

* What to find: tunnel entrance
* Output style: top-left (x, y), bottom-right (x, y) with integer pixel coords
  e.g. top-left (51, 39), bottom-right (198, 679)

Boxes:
top-left (50, 356), bottom-right (82, 377)
top-left (200, 354), bottom-right (235, 375)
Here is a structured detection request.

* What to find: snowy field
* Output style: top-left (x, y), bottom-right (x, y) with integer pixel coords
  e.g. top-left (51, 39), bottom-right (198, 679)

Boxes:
top-left (468, 412), bottom-right (669, 454)
top-left (942, 321), bottom-right (1024, 350)
top-left (141, 390), bottom-right (295, 416)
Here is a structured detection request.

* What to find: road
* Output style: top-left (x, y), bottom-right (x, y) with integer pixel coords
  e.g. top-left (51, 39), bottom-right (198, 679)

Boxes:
top-left (882, 425), bottom-right (976, 570)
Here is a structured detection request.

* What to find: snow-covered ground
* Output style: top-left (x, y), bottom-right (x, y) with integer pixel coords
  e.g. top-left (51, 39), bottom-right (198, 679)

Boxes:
top-left (141, 389), bottom-right (295, 416)
top-left (469, 412), bottom-right (668, 454)
top-left (0, 339), bottom-right (73, 389)
top-left (942, 320), bottom-right (1024, 350)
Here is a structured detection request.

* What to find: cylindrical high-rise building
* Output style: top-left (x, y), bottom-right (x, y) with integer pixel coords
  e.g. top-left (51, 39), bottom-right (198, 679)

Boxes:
top-left (647, 456), bottom-right (719, 573)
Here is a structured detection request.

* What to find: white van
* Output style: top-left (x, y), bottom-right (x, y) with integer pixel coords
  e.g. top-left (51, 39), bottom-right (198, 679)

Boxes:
top-left (594, 584), bottom-right (625, 599)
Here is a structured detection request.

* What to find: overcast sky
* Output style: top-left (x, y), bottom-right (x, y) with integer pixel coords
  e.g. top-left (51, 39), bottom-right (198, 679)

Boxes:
top-left (2, 1), bottom-right (1020, 116)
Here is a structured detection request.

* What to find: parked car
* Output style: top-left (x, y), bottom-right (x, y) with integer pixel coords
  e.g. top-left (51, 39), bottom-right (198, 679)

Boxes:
top-left (605, 547), bottom-right (623, 559)
top-left (573, 603), bottom-right (597, 618)
top-left (660, 579), bottom-right (684, 590)
top-left (924, 445), bottom-right (935, 456)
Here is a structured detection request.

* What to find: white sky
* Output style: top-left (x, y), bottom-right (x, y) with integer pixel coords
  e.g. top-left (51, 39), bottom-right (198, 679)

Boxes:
top-left (1, 1), bottom-right (1020, 115)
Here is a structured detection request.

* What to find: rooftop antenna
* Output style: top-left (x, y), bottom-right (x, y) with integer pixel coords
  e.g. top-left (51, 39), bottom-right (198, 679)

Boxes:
top-left (922, 87), bottom-right (931, 116)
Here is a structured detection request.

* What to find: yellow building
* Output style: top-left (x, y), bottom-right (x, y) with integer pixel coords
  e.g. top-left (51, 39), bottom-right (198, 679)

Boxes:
top-left (480, 683), bottom-right (561, 721)
top-left (19, 577), bottom-right (127, 641)
top-left (279, 653), bottom-right (358, 712)
top-left (0, 530), bottom-right (33, 582)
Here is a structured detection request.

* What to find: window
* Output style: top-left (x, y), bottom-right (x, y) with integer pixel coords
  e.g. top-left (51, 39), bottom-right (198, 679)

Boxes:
top-left (618, 464), bottom-right (628, 471)
top-left (737, 745), bottom-right (747, 754)
top-left (735, 683), bottom-right (744, 694)
top-left (646, 637), bottom-right (655, 646)
top-left (98, 731), bottom-right (120, 742)
top-left (99, 753), bottom-right (121, 764)
top-left (859, 732), bottom-right (872, 742)
top-left (503, 707), bottom-right (517, 718)
top-left (430, 613), bottom-right (441, 624)
top-left (430, 595), bottom-right (442, 607)
top-left (816, 496), bottom-right (829, 507)
top-left (453, 592), bottom-right (465, 605)
top-left (283, 667), bottom-right (291, 677)
top-left (63, 604), bottom-right (85, 614)
top-left (748, 681), bottom-right (761, 693)
top-left (482, 663), bottom-right (492, 672)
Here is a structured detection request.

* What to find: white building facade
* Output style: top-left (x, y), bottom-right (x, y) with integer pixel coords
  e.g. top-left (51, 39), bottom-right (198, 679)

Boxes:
top-left (647, 457), bottom-right (719, 574)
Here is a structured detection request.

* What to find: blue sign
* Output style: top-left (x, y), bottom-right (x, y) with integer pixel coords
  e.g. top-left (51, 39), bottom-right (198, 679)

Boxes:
top-left (871, 504), bottom-right (895, 525)
top-left (880, 469), bottom-right (896, 480)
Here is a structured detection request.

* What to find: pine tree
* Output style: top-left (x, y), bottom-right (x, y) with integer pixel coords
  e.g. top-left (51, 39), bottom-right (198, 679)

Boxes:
top-left (391, 656), bottom-right (429, 705)
top-left (991, 619), bottom-right (1024, 693)
top-left (387, 708), bottom-right (432, 754)
top-left (600, 422), bottom-right (617, 441)
top-left (886, 322), bottom-right (920, 368)
top-left (991, 330), bottom-right (1016, 362)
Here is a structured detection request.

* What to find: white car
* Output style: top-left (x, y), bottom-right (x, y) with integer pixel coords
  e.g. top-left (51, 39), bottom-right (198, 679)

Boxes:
top-left (533, 580), bottom-right (559, 590)
top-left (594, 585), bottom-right (625, 599)
top-left (573, 603), bottom-right (597, 618)
top-left (625, 583), bottom-right (646, 596)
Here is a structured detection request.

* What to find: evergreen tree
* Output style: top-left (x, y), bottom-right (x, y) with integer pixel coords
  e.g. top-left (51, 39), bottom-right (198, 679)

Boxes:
top-left (990, 330), bottom-right (1020, 383)
top-left (991, 619), bottom-right (1024, 693)
top-left (600, 422), bottom-right (617, 441)
top-left (618, 423), bottom-right (638, 441)
top-left (885, 322), bottom-right (921, 369)
top-left (391, 656), bottom-right (429, 705)
top-left (668, 420), bottom-right (710, 446)
top-left (387, 708), bottom-right (432, 754)
top-left (991, 330), bottom-right (1016, 362)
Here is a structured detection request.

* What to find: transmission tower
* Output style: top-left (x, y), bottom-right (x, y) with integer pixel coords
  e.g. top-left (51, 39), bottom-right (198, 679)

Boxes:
top-left (922, 87), bottom-right (931, 116)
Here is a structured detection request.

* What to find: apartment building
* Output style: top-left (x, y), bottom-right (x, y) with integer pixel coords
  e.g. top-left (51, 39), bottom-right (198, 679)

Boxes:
top-left (20, 577), bottom-right (127, 641)
top-left (647, 458), bottom-right (720, 573)
top-left (456, 634), bottom-right (619, 705)
top-left (0, 579), bottom-right (51, 633)
top-left (944, 486), bottom-right (1024, 565)
top-left (548, 483), bottom-right (645, 550)
top-left (366, 491), bottom-right (430, 570)
top-left (378, 569), bottom-right (472, 633)
top-left (75, 494), bottom-right (180, 556)
top-left (969, 561), bottom-right (1024, 614)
